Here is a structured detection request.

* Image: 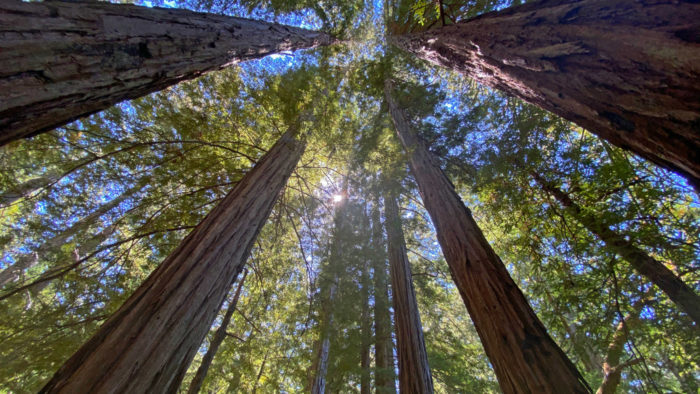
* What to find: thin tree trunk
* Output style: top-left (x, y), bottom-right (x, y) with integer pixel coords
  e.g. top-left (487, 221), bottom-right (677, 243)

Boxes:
top-left (187, 269), bottom-right (248, 394)
top-left (371, 198), bottom-right (397, 394)
top-left (0, 171), bottom-right (61, 206)
top-left (310, 276), bottom-right (337, 394)
top-left (0, 1), bottom-right (333, 145)
top-left (0, 187), bottom-right (132, 288)
top-left (390, 0), bottom-right (700, 189)
top-left (40, 129), bottom-right (305, 393)
top-left (532, 171), bottom-right (700, 325)
top-left (385, 79), bottom-right (590, 394)
top-left (360, 258), bottom-right (372, 394)
top-left (384, 190), bottom-right (434, 394)
top-left (596, 304), bottom-right (644, 394)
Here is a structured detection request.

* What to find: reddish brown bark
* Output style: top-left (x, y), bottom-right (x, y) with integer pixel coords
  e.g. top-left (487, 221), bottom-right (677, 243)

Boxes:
top-left (187, 269), bottom-right (248, 394)
top-left (371, 199), bottom-right (398, 393)
top-left (384, 190), bottom-right (434, 394)
top-left (40, 129), bottom-right (305, 393)
top-left (532, 172), bottom-right (700, 325)
top-left (385, 79), bottom-right (590, 394)
top-left (391, 0), bottom-right (700, 189)
top-left (0, 1), bottom-right (333, 145)
top-left (360, 258), bottom-right (372, 394)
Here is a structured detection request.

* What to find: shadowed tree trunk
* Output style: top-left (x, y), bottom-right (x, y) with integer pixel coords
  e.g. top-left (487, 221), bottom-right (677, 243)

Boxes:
top-left (385, 79), bottom-right (590, 394)
top-left (384, 190), bottom-right (434, 394)
top-left (360, 253), bottom-right (372, 394)
top-left (390, 0), bottom-right (700, 189)
top-left (371, 197), bottom-right (397, 393)
top-left (0, 1), bottom-right (334, 145)
top-left (40, 128), bottom-right (305, 393)
top-left (187, 269), bottom-right (248, 394)
top-left (0, 170), bottom-right (62, 207)
top-left (532, 171), bottom-right (700, 325)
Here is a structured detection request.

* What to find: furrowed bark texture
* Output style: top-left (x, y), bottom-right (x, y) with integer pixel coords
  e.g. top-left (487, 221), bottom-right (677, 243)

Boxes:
top-left (532, 172), bottom-right (700, 325)
top-left (384, 191), bottom-right (434, 394)
top-left (187, 269), bottom-right (248, 394)
top-left (390, 0), bottom-right (700, 189)
top-left (0, 1), bottom-right (333, 145)
top-left (385, 80), bottom-right (590, 394)
top-left (40, 130), bottom-right (305, 393)
top-left (371, 199), bottom-right (398, 393)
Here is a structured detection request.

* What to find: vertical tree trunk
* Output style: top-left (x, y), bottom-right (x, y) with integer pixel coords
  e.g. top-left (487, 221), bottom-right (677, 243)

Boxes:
top-left (385, 79), bottom-right (590, 394)
top-left (0, 1), bottom-right (333, 145)
top-left (390, 0), bottom-right (700, 189)
top-left (532, 172), bottom-right (700, 325)
top-left (40, 129), bottom-right (305, 393)
top-left (360, 259), bottom-right (372, 394)
top-left (187, 269), bottom-right (248, 394)
top-left (310, 272), bottom-right (338, 394)
top-left (371, 198), bottom-right (397, 393)
top-left (310, 199), bottom-right (347, 394)
top-left (384, 190), bottom-right (434, 394)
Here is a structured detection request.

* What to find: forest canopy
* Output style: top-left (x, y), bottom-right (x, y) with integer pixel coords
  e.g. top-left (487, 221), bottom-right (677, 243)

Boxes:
top-left (0, 0), bottom-right (698, 393)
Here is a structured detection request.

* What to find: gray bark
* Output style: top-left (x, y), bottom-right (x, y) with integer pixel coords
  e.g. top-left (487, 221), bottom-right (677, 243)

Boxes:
top-left (0, 1), bottom-right (333, 145)
top-left (187, 269), bottom-right (248, 394)
top-left (40, 129), bottom-right (305, 393)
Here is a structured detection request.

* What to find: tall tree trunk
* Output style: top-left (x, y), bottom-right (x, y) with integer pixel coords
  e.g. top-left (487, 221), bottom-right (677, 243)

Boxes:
top-left (0, 170), bottom-right (61, 207)
top-left (390, 0), bottom-right (700, 189)
top-left (187, 269), bottom-right (248, 394)
top-left (40, 129), bottom-right (306, 393)
top-left (360, 259), bottom-right (372, 394)
top-left (0, 187), bottom-right (133, 288)
top-left (0, 1), bottom-right (333, 145)
top-left (532, 171), bottom-right (700, 325)
top-left (385, 79), bottom-right (590, 394)
top-left (383, 190), bottom-right (434, 394)
top-left (310, 273), bottom-right (338, 394)
top-left (371, 198), bottom-right (397, 393)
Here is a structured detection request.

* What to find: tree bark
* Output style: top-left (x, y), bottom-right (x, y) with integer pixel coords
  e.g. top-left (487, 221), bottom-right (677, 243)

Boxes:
top-left (0, 171), bottom-right (61, 207)
top-left (390, 0), bottom-right (700, 189)
top-left (385, 79), bottom-right (590, 394)
top-left (532, 172), bottom-right (700, 325)
top-left (0, 1), bottom-right (334, 145)
top-left (360, 257), bottom-right (372, 394)
top-left (371, 198), bottom-right (397, 394)
top-left (40, 129), bottom-right (305, 393)
top-left (310, 199), bottom-right (347, 394)
top-left (187, 269), bottom-right (247, 394)
top-left (384, 190), bottom-right (434, 394)
top-left (595, 302), bottom-right (644, 394)
top-left (0, 187), bottom-right (132, 288)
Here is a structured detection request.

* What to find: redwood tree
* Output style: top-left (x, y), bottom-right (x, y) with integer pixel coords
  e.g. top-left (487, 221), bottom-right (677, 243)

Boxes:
top-left (0, 1), bottom-right (333, 145)
top-left (384, 189), bottom-right (434, 394)
top-left (532, 171), bottom-right (700, 325)
top-left (385, 79), bottom-right (590, 393)
top-left (390, 0), bottom-right (700, 189)
top-left (187, 269), bottom-right (248, 394)
top-left (371, 197), bottom-right (397, 393)
top-left (40, 129), bottom-right (306, 393)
